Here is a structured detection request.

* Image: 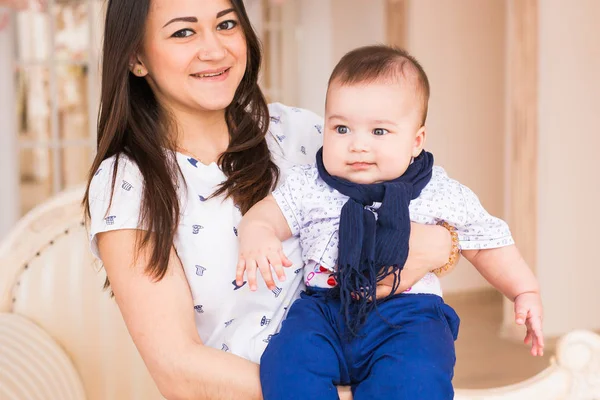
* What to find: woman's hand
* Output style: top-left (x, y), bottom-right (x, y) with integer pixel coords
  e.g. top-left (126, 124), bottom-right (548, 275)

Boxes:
top-left (375, 222), bottom-right (458, 299)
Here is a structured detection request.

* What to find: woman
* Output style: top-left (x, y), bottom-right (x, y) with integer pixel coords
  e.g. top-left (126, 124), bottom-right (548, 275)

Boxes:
top-left (84, 0), bottom-right (456, 398)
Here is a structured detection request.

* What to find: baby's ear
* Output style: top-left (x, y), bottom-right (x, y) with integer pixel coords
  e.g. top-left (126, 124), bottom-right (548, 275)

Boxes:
top-left (412, 126), bottom-right (426, 157)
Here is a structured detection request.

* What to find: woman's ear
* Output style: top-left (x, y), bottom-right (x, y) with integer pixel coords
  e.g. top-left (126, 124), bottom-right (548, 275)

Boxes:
top-left (129, 55), bottom-right (148, 77)
top-left (412, 126), bottom-right (426, 157)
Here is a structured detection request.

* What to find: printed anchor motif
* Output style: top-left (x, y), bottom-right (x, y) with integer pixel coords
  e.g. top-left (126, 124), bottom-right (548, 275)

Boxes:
top-left (122, 181), bottom-right (133, 191)
top-left (233, 280), bottom-right (247, 290)
top-left (195, 265), bottom-right (206, 276)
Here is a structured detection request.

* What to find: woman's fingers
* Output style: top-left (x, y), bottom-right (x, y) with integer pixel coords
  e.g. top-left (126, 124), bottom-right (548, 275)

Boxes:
top-left (374, 283), bottom-right (392, 300)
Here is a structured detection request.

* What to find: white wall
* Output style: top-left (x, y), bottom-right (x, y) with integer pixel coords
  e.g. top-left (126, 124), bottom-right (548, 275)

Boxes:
top-left (406, 0), bottom-right (507, 293)
top-left (295, 0), bottom-right (386, 114)
top-left (0, 12), bottom-right (20, 240)
top-left (295, 0), bottom-right (334, 114)
top-left (331, 0), bottom-right (386, 64)
top-left (536, 0), bottom-right (600, 336)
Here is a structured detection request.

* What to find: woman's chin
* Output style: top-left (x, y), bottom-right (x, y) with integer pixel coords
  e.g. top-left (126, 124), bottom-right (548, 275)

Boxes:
top-left (193, 97), bottom-right (235, 112)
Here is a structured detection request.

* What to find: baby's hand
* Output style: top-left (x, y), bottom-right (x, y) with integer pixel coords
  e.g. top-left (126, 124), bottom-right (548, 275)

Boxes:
top-left (514, 291), bottom-right (544, 356)
top-left (236, 228), bottom-right (293, 291)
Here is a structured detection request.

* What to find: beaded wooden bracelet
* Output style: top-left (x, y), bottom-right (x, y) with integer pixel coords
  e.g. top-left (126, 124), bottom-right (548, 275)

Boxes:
top-left (432, 220), bottom-right (460, 276)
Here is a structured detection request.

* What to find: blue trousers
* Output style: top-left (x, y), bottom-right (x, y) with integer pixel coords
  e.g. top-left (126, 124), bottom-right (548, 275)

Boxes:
top-left (260, 291), bottom-right (460, 400)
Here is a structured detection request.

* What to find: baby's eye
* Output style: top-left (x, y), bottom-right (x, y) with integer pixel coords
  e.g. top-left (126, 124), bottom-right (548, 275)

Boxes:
top-left (217, 20), bottom-right (238, 30)
top-left (335, 125), bottom-right (350, 134)
top-left (172, 29), bottom-right (194, 38)
top-left (373, 128), bottom-right (388, 136)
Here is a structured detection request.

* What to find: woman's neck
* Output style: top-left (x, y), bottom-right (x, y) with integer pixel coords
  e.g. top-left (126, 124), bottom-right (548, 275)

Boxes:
top-left (170, 107), bottom-right (230, 163)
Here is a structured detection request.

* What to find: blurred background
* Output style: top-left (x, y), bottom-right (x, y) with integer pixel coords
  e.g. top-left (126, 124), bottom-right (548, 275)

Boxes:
top-left (0, 0), bottom-right (598, 391)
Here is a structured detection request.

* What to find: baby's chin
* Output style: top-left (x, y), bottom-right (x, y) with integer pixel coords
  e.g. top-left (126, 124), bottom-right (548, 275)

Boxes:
top-left (334, 169), bottom-right (411, 184)
top-left (332, 171), bottom-right (383, 185)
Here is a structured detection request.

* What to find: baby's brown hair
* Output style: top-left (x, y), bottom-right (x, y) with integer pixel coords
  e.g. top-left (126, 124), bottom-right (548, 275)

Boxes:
top-left (328, 45), bottom-right (430, 126)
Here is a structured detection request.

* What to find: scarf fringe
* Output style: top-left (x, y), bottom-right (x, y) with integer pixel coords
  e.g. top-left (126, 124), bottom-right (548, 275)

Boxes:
top-left (336, 261), bottom-right (405, 337)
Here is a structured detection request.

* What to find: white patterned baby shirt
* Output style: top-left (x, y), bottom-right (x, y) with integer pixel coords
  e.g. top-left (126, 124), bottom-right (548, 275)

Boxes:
top-left (271, 164), bottom-right (515, 295)
top-left (88, 103), bottom-right (326, 363)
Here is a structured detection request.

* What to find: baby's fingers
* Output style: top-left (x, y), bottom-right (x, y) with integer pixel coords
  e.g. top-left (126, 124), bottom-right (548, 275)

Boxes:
top-left (279, 249), bottom-right (293, 268)
top-left (257, 256), bottom-right (276, 290)
top-left (524, 330), bottom-right (532, 345)
top-left (246, 259), bottom-right (259, 291)
top-left (515, 306), bottom-right (528, 325)
top-left (526, 315), bottom-right (544, 356)
top-left (531, 335), bottom-right (544, 357)
top-left (267, 251), bottom-right (286, 284)
top-left (235, 258), bottom-right (246, 286)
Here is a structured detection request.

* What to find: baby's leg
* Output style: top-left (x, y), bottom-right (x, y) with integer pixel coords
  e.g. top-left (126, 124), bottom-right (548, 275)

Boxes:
top-left (260, 291), bottom-right (350, 400)
top-left (351, 294), bottom-right (459, 400)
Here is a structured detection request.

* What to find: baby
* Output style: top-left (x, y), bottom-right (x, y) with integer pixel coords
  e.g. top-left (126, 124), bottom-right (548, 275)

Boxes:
top-left (237, 45), bottom-right (543, 400)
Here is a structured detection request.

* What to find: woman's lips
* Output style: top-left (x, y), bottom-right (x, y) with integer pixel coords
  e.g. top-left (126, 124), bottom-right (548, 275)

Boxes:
top-left (190, 67), bottom-right (231, 82)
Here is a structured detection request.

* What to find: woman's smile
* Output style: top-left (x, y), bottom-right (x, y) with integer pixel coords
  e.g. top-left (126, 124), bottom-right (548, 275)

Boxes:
top-left (190, 66), bottom-right (231, 82)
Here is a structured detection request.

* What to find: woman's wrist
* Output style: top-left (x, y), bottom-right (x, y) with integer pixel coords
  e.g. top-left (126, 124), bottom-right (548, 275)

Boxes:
top-left (431, 221), bottom-right (460, 276)
top-left (408, 223), bottom-right (447, 268)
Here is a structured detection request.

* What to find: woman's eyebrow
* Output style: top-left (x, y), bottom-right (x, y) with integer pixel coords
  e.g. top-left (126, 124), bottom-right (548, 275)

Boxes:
top-left (216, 8), bottom-right (235, 18)
top-left (163, 16), bottom-right (198, 28)
top-left (162, 8), bottom-right (235, 29)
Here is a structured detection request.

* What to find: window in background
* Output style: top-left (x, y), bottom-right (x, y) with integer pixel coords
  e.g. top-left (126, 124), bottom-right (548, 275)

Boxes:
top-left (13, 0), bottom-right (296, 216)
top-left (251, 0), bottom-right (298, 106)
top-left (15, 0), bottom-right (104, 215)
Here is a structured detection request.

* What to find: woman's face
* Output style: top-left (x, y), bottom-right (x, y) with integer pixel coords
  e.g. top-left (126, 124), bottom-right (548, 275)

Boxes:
top-left (135, 0), bottom-right (247, 114)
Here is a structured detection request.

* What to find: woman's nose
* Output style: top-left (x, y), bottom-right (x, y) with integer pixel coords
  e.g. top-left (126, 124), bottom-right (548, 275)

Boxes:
top-left (197, 32), bottom-right (226, 61)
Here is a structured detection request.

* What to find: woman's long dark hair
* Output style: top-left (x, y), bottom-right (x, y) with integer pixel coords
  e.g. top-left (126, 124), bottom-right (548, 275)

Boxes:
top-left (83, 0), bottom-right (277, 286)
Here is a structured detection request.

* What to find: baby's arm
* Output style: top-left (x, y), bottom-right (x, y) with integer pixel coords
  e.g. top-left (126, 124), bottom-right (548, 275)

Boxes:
top-left (463, 246), bottom-right (537, 300)
top-left (463, 247), bottom-right (544, 356)
top-left (236, 195), bottom-right (293, 291)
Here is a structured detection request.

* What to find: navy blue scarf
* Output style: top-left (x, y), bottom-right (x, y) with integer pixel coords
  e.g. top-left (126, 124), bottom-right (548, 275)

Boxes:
top-left (316, 147), bottom-right (434, 335)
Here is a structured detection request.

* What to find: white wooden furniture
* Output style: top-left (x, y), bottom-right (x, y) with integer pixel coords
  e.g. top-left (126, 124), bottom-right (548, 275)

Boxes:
top-left (1, 186), bottom-right (599, 399)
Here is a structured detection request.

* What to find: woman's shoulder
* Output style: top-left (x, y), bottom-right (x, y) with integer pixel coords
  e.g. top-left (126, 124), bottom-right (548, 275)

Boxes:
top-left (267, 103), bottom-right (324, 135)
top-left (267, 103), bottom-right (324, 166)
top-left (93, 153), bottom-right (143, 180)
top-left (89, 153), bottom-right (144, 201)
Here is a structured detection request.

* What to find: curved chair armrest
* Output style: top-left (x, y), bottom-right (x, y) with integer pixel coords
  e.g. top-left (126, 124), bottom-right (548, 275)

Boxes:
top-left (455, 330), bottom-right (600, 399)
top-left (0, 313), bottom-right (86, 400)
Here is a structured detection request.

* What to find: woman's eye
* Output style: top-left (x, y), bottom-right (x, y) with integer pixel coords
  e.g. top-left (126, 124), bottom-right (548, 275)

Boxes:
top-left (335, 126), bottom-right (350, 134)
top-left (217, 20), bottom-right (238, 30)
top-left (172, 29), bottom-right (194, 38)
top-left (373, 128), bottom-right (388, 136)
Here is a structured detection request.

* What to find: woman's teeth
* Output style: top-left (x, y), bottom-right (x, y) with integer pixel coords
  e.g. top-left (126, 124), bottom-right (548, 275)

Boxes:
top-left (193, 70), bottom-right (226, 78)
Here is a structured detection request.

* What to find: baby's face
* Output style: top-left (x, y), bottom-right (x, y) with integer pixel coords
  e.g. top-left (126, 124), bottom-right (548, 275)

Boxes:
top-left (322, 80), bottom-right (425, 184)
